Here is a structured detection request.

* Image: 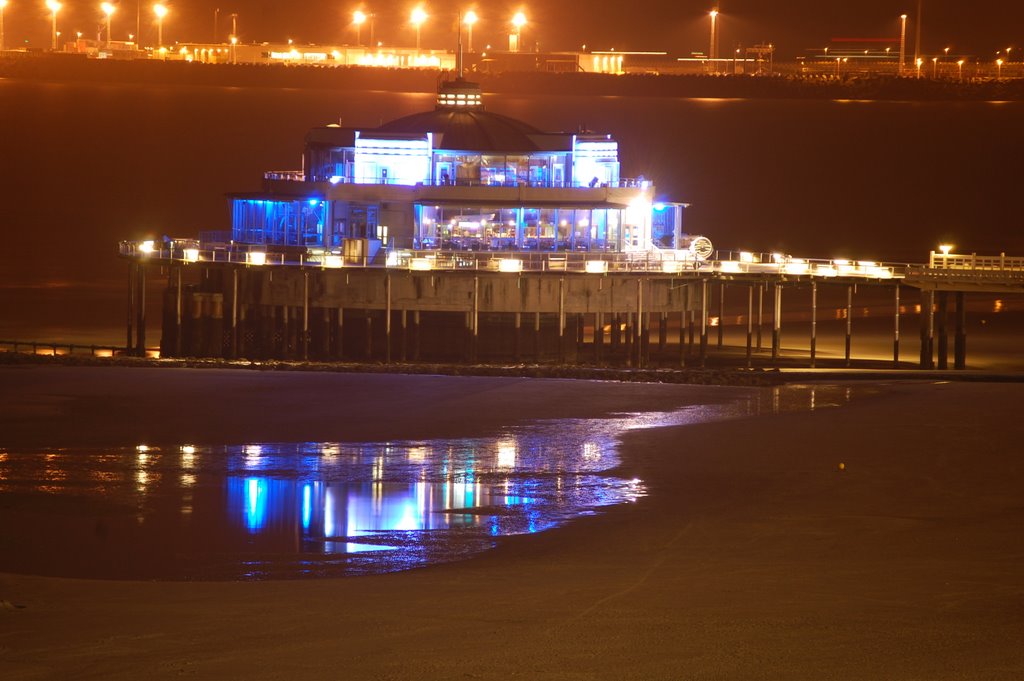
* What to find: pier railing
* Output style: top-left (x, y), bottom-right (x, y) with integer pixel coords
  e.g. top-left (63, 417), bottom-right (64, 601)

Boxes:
top-left (118, 240), bottom-right (904, 280)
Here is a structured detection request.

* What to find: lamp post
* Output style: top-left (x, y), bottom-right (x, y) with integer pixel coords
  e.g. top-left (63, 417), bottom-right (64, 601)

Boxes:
top-left (835, 56), bottom-right (840, 76)
top-left (101, 2), bottom-right (115, 47)
top-left (915, 57), bottom-right (922, 78)
top-left (353, 10), bottom-right (365, 46)
top-left (410, 6), bottom-right (426, 51)
top-left (464, 10), bottom-right (477, 53)
top-left (957, 58), bottom-right (963, 80)
top-left (511, 11), bottom-right (525, 53)
top-left (0, 0), bottom-right (7, 53)
top-left (230, 34), bottom-right (236, 63)
top-left (153, 3), bottom-right (167, 49)
top-left (898, 14), bottom-right (907, 75)
top-left (709, 9), bottom-right (718, 73)
top-left (996, 58), bottom-right (1003, 79)
top-left (931, 56), bottom-right (937, 78)
top-left (46, 0), bottom-right (61, 51)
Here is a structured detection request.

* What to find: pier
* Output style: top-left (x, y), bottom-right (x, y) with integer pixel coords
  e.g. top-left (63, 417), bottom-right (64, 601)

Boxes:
top-left (118, 243), bottom-right (1024, 370)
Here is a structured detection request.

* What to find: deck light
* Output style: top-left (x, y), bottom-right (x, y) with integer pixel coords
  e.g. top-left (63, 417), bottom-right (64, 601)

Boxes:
top-left (585, 260), bottom-right (608, 274)
top-left (783, 259), bottom-right (809, 275)
top-left (139, 239), bottom-right (155, 254)
top-left (323, 255), bottom-right (343, 268)
top-left (938, 244), bottom-right (953, 255)
top-left (409, 257), bottom-right (433, 271)
top-left (498, 258), bottom-right (523, 273)
top-left (247, 251), bottom-right (267, 266)
top-left (738, 251), bottom-right (756, 263)
top-left (718, 260), bottom-right (741, 273)
top-left (183, 247), bottom-right (199, 262)
top-left (815, 263), bottom-right (838, 277)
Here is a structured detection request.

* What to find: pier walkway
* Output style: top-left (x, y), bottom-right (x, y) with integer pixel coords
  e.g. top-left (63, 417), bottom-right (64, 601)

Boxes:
top-left (117, 241), bottom-right (1024, 371)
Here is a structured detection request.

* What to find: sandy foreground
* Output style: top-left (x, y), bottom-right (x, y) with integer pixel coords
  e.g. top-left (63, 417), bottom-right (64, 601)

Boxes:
top-left (0, 366), bottom-right (1022, 680)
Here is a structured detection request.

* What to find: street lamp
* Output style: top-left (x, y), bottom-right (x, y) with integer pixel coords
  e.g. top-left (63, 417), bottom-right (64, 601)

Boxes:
top-left (511, 11), bottom-right (525, 53)
top-left (931, 56), bottom-right (937, 78)
top-left (410, 6), bottom-right (427, 51)
top-left (709, 9), bottom-right (718, 73)
top-left (0, 0), bottom-right (8, 53)
top-left (153, 3), bottom-right (167, 49)
top-left (898, 14), bottom-right (907, 75)
top-left (915, 57), bottom-right (922, 78)
top-left (230, 34), bottom-right (236, 63)
top-left (957, 58), bottom-right (963, 80)
top-left (46, 0), bottom-right (61, 51)
top-left (352, 10), bottom-right (365, 46)
top-left (101, 2), bottom-right (115, 47)
top-left (463, 10), bottom-right (477, 53)
top-left (996, 58), bottom-right (1003, 79)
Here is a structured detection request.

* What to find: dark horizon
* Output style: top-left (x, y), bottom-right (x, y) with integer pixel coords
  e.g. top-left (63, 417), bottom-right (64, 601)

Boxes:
top-left (4, 0), bottom-right (1024, 59)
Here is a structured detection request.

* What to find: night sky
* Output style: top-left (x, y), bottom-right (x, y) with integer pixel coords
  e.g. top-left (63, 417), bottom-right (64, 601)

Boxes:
top-left (5, 0), bottom-right (1024, 58)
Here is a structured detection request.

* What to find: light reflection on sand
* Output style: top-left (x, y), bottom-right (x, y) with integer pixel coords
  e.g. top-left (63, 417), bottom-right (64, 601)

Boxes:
top-left (0, 384), bottom-right (868, 580)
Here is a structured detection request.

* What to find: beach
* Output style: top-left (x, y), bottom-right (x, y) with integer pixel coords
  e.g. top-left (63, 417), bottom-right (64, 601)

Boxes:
top-left (1, 366), bottom-right (1022, 679)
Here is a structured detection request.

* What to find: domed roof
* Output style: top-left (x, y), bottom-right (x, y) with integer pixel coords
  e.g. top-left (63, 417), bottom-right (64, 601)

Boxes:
top-left (372, 77), bottom-right (545, 153)
top-left (375, 108), bottom-right (544, 153)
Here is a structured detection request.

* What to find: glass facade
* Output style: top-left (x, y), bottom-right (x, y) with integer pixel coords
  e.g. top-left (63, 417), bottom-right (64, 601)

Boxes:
top-left (232, 198), bottom-right (326, 246)
top-left (416, 204), bottom-right (627, 251)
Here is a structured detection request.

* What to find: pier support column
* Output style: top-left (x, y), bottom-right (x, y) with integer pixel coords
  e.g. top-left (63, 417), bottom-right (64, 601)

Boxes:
top-left (611, 313), bottom-right (621, 359)
top-left (624, 312), bottom-right (633, 367)
top-left (844, 284), bottom-right (853, 367)
top-left (919, 290), bottom-right (934, 369)
top-left (717, 282), bottom-right (725, 348)
top-left (336, 307), bottom-right (345, 360)
top-left (472, 276), bottom-right (480, 364)
top-left (937, 291), bottom-right (949, 370)
top-left (810, 281), bottom-right (817, 368)
top-left (135, 264), bottom-right (146, 357)
top-left (174, 266), bottom-right (183, 358)
top-left (771, 283), bottom-right (781, 365)
top-left (385, 274), bottom-right (392, 364)
top-left (514, 312), bottom-right (521, 362)
top-left (365, 311), bottom-right (373, 360)
top-left (413, 310), bottom-right (421, 361)
top-left (575, 314), bottom-right (585, 364)
top-left (594, 312), bottom-right (604, 364)
top-left (746, 285), bottom-right (753, 368)
top-left (534, 311), bottom-right (542, 363)
top-left (658, 312), bottom-right (667, 358)
top-left (230, 268), bottom-right (239, 359)
top-left (126, 263), bottom-right (135, 355)
top-left (400, 309), bottom-right (407, 362)
top-left (680, 285), bottom-right (689, 365)
top-left (635, 278), bottom-right (644, 369)
top-left (699, 279), bottom-right (708, 367)
top-left (954, 292), bottom-right (966, 370)
top-left (558, 277), bottom-right (565, 364)
top-left (303, 271), bottom-right (310, 361)
top-left (893, 284), bottom-right (901, 368)
top-left (756, 284), bottom-right (764, 351)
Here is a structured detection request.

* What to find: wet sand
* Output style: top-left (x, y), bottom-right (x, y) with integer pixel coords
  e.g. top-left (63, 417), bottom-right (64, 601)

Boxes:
top-left (2, 367), bottom-right (1022, 679)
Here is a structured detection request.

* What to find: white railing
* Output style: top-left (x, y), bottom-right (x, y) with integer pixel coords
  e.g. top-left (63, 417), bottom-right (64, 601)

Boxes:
top-left (119, 239), bottom-right (909, 279)
top-left (927, 251), bottom-right (1024, 271)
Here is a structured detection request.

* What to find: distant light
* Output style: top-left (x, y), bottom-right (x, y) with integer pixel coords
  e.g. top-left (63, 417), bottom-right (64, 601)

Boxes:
top-left (738, 251), bottom-right (757, 263)
top-left (139, 240), bottom-right (155, 254)
top-left (153, 3), bottom-right (167, 19)
top-left (183, 247), bottom-right (200, 262)
top-left (653, 202), bottom-right (666, 211)
top-left (353, 10), bottom-right (366, 26)
top-left (247, 251), bottom-right (267, 266)
top-left (512, 11), bottom-right (526, 29)
top-left (464, 10), bottom-right (477, 26)
top-left (308, 199), bottom-right (319, 206)
top-left (938, 243), bottom-right (953, 255)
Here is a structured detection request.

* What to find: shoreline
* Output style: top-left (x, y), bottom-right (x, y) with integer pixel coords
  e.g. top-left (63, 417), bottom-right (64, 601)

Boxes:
top-left (3, 54), bottom-right (1023, 102)
top-left (0, 370), bottom-right (1021, 678)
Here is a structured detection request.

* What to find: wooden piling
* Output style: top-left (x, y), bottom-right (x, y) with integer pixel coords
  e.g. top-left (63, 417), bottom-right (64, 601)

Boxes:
top-left (954, 292), bottom-right (966, 370)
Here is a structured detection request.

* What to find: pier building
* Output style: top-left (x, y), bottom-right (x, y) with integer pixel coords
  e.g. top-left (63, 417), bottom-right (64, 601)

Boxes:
top-left (115, 76), bottom-right (1024, 371)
